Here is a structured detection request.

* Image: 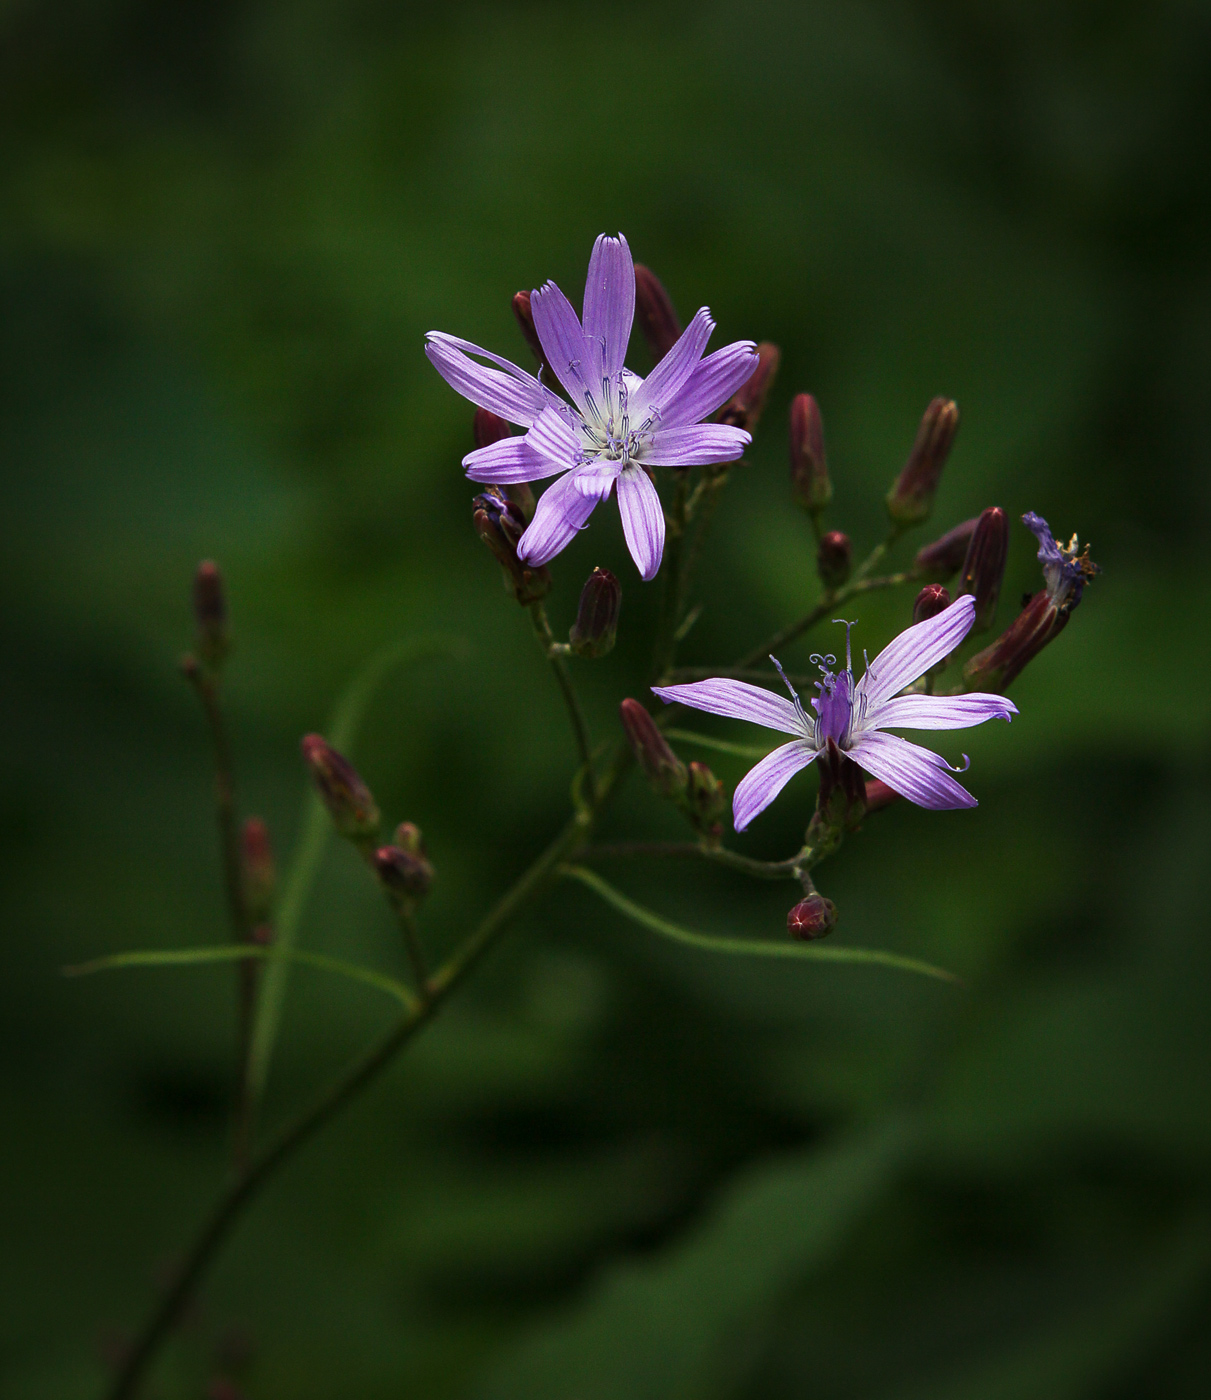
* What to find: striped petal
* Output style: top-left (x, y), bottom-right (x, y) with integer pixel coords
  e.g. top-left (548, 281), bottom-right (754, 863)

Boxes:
top-left (642, 423), bottom-right (750, 467)
top-left (869, 692), bottom-right (1017, 732)
top-left (616, 466), bottom-right (666, 581)
top-left (582, 234), bottom-right (635, 378)
top-left (733, 741), bottom-right (818, 831)
top-left (425, 332), bottom-right (548, 426)
top-left (651, 679), bottom-right (804, 736)
top-left (659, 340), bottom-right (759, 428)
top-left (516, 469), bottom-right (606, 568)
top-left (628, 309), bottom-right (715, 422)
top-left (857, 595), bottom-right (976, 711)
top-left (848, 730), bottom-right (977, 810)
top-left (464, 437), bottom-right (566, 484)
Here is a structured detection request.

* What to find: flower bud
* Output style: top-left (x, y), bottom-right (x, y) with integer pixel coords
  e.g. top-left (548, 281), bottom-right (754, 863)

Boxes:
top-left (300, 734), bottom-right (380, 841)
top-left (718, 342), bottom-right (780, 432)
top-left (568, 567), bottom-right (621, 658)
top-left (957, 506), bottom-right (1009, 632)
top-left (914, 517), bottom-right (978, 581)
top-left (241, 817), bottom-right (275, 926)
top-left (863, 779), bottom-right (899, 814)
top-left (789, 393), bottom-right (831, 513)
top-left (787, 893), bottom-right (837, 941)
top-left (912, 584), bottom-right (951, 625)
top-left (619, 699), bottom-right (686, 799)
top-left (886, 397), bottom-right (960, 526)
top-left (512, 290), bottom-right (545, 368)
top-left (372, 844), bottom-right (433, 902)
top-left (192, 560), bottom-right (230, 669)
top-left (633, 264), bottom-right (682, 361)
top-left (472, 407), bottom-right (511, 450)
top-left (392, 821), bottom-right (425, 857)
top-left (685, 760), bottom-right (726, 837)
top-left (472, 488), bottom-right (551, 605)
top-left (816, 530), bottom-right (852, 590)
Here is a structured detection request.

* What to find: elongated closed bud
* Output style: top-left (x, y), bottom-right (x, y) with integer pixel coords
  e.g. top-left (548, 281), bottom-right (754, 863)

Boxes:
top-left (373, 844), bottom-right (433, 901)
top-left (787, 893), bottom-right (836, 941)
top-left (913, 583), bottom-right (951, 625)
top-left (634, 264), bottom-right (682, 360)
top-left (685, 761), bottom-right (726, 838)
top-left (512, 290), bottom-right (545, 367)
top-left (914, 517), bottom-right (978, 581)
top-left (192, 561), bottom-right (230, 669)
top-left (816, 530), bottom-right (852, 590)
top-left (957, 506), bottom-right (1009, 631)
top-left (619, 698), bottom-right (687, 799)
top-left (300, 734), bottom-right (380, 841)
top-left (241, 818), bottom-right (275, 927)
top-left (886, 397), bottom-right (960, 526)
top-left (472, 488), bottom-right (551, 605)
top-left (472, 407), bottom-right (511, 450)
top-left (569, 567), bottom-right (621, 658)
top-left (719, 341), bottom-right (780, 432)
top-left (789, 393), bottom-right (831, 513)
top-left (863, 779), bottom-right (899, 813)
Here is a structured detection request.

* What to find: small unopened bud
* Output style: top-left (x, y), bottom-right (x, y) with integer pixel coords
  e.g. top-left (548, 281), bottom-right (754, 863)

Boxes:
top-left (685, 761), bottom-right (726, 837)
top-left (886, 397), bottom-right (960, 526)
top-left (372, 844), bottom-right (433, 901)
top-left (569, 567), bottom-right (621, 658)
top-left (817, 530), bottom-right (852, 590)
top-left (619, 699), bottom-right (686, 799)
top-left (633, 264), bottom-right (682, 361)
top-left (863, 779), bottom-right (899, 813)
top-left (957, 506), bottom-right (1009, 632)
top-left (512, 290), bottom-right (545, 368)
top-left (472, 407), bottom-right (511, 450)
top-left (913, 584), bottom-right (951, 625)
top-left (787, 893), bottom-right (836, 941)
top-left (719, 342), bottom-right (780, 432)
top-left (241, 818), bottom-right (275, 926)
top-left (300, 734), bottom-right (380, 840)
top-left (192, 561), bottom-right (230, 668)
top-left (472, 488), bottom-right (551, 605)
top-left (392, 821), bottom-right (425, 857)
top-left (789, 393), bottom-right (831, 513)
top-left (914, 517), bottom-right (978, 581)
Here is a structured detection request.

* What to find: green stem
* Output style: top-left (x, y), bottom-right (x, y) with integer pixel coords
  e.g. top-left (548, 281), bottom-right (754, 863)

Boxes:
top-left (650, 472), bottom-right (692, 683)
top-left (583, 841), bottom-right (803, 881)
top-left (530, 602), bottom-right (596, 801)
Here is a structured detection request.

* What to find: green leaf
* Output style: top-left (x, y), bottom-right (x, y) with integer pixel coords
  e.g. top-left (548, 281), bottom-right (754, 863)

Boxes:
top-left (559, 864), bottom-right (959, 983)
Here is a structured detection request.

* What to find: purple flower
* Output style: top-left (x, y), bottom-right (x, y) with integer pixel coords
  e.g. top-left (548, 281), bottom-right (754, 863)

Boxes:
top-left (652, 594), bottom-right (1017, 830)
top-left (426, 234), bottom-right (758, 580)
top-left (1023, 511), bottom-right (1100, 609)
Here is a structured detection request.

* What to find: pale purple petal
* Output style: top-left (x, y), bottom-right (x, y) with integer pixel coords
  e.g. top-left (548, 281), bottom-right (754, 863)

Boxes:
top-left (659, 340), bottom-right (759, 428)
top-left (516, 470), bottom-right (604, 567)
top-left (869, 692), bottom-right (1018, 732)
top-left (425, 332), bottom-right (547, 426)
top-left (642, 423), bottom-right (751, 467)
top-left (650, 679), bottom-right (804, 736)
top-left (848, 730), bottom-right (977, 810)
top-left (465, 437), bottom-right (566, 484)
top-left (571, 460), bottom-right (622, 496)
top-left (616, 466), bottom-right (666, 581)
top-left (526, 404), bottom-right (582, 468)
top-left (628, 309), bottom-right (714, 421)
top-left (857, 595), bottom-right (976, 711)
top-left (733, 741), bottom-right (818, 831)
top-left (582, 234), bottom-right (634, 377)
top-left (530, 281), bottom-right (596, 406)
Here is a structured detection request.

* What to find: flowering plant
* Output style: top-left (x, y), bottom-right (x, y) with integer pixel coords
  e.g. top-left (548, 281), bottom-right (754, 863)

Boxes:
top-left (80, 234), bottom-right (1097, 1399)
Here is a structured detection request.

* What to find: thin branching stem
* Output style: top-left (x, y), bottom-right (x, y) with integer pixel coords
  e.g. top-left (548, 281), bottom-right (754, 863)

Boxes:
top-left (529, 601), bottom-right (596, 801)
top-left (583, 841), bottom-right (804, 881)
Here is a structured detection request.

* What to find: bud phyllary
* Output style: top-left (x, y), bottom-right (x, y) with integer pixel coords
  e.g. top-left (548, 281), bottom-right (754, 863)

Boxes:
top-left (300, 734), bottom-right (380, 841)
top-left (569, 567), bottom-right (621, 658)
top-left (619, 699), bottom-right (687, 799)
top-left (914, 517), bottom-right (978, 581)
top-left (685, 761), bottom-right (726, 838)
top-left (512, 290), bottom-right (545, 368)
top-left (718, 342), bottom-right (780, 433)
top-left (473, 407), bottom-right (511, 450)
top-left (472, 488), bottom-right (551, 605)
top-left (633, 264), bottom-right (682, 361)
top-left (816, 530), bottom-right (852, 590)
top-left (957, 506), bottom-right (1009, 632)
top-left (787, 893), bottom-right (837, 940)
top-left (192, 560), bottom-right (230, 669)
top-left (789, 393), bottom-right (831, 513)
top-left (886, 397), bottom-right (960, 526)
top-left (372, 844), bottom-right (433, 901)
top-left (913, 584), bottom-right (951, 625)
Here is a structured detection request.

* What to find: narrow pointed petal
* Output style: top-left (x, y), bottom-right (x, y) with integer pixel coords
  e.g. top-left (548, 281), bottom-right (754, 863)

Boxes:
top-left (582, 234), bottom-right (635, 377)
top-left (516, 470), bottom-right (603, 567)
top-left (530, 280), bottom-right (595, 407)
top-left (651, 679), bottom-right (804, 736)
top-left (570, 460), bottom-right (622, 495)
top-left (616, 467), bottom-right (666, 581)
top-left (425, 332), bottom-right (547, 426)
top-left (848, 730), bottom-right (977, 809)
top-left (642, 423), bottom-right (751, 467)
top-left (628, 308), bottom-right (714, 421)
top-left (526, 404), bottom-right (582, 468)
top-left (857, 595), bottom-right (976, 710)
top-left (659, 340), bottom-right (759, 428)
top-left (732, 741), bottom-right (818, 831)
top-left (869, 692), bottom-right (1018, 732)
top-left (464, 437), bottom-right (567, 484)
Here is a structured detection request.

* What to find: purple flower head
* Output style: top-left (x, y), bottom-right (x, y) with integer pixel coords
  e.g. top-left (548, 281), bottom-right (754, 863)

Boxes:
top-left (426, 234), bottom-right (759, 580)
top-left (1023, 511), bottom-right (1100, 611)
top-left (652, 595), bottom-right (1018, 830)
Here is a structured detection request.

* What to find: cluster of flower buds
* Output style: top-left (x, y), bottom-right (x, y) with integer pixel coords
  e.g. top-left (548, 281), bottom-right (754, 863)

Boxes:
top-left (300, 734), bottom-right (380, 844)
top-left (718, 342), bottom-right (780, 433)
top-left (372, 822), bottom-right (434, 904)
top-left (618, 700), bottom-right (727, 840)
top-left (473, 487), bottom-right (551, 605)
top-left (240, 817), bottom-right (275, 943)
top-left (886, 397), bottom-right (960, 526)
top-left (787, 891), bottom-right (837, 941)
top-left (569, 567), bottom-right (621, 658)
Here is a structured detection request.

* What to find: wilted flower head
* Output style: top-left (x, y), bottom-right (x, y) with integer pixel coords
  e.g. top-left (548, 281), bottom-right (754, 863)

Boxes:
top-left (653, 595), bottom-right (1016, 830)
top-left (426, 234), bottom-right (758, 580)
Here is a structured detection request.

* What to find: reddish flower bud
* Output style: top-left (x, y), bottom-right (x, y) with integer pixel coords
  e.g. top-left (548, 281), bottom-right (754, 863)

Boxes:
top-left (512, 290), bottom-right (545, 368)
top-left (300, 734), bottom-right (380, 840)
top-left (392, 821), bottom-right (425, 857)
top-left (863, 779), bottom-right (899, 813)
top-left (789, 393), bottom-right (831, 512)
top-left (192, 560), bottom-right (230, 668)
top-left (619, 699), bottom-right (686, 799)
top-left (957, 506), bottom-right (1009, 632)
top-left (912, 584), bottom-right (951, 625)
top-left (569, 567), bottom-right (621, 658)
top-left (787, 893), bottom-right (837, 941)
top-left (685, 761), bottom-right (726, 837)
top-left (914, 517), bottom-right (978, 581)
top-left (886, 397), bottom-right (960, 526)
top-left (718, 342), bottom-right (780, 432)
top-left (472, 488), bottom-right (551, 605)
top-left (816, 530), bottom-right (852, 590)
top-left (633, 264), bottom-right (682, 361)
top-left (241, 817), bottom-right (275, 926)
top-left (373, 844), bottom-right (433, 901)
top-left (472, 407), bottom-right (511, 450)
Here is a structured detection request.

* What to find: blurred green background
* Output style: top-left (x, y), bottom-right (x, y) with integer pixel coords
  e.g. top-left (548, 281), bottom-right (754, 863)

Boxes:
top-left (3, 1), bottom-right (1210, 1396)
